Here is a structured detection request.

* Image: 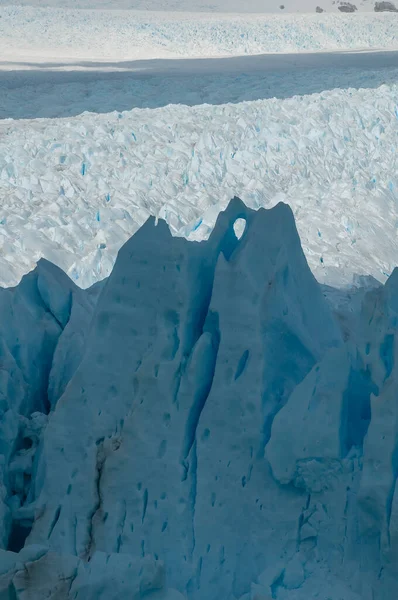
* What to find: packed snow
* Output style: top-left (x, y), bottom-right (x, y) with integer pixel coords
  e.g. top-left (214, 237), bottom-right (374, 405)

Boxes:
top-left (1, 199), bottom-right (398, 600)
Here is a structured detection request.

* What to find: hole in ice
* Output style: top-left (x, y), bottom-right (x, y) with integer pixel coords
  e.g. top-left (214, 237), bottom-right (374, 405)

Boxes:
top-left (22, 437), bottom-right (33, 450)
top-left (7, 520), bottom-right (32, 552)
top-left (233, 218), bottom-right (247, 240)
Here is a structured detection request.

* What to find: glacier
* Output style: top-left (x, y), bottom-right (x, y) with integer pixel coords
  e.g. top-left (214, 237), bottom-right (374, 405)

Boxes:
top-left (1, 197), bottom-right (398, 599)
top-left (2, 78), bottom-right (398, 290)
top-left (2, 7), bottom-right (398, 63)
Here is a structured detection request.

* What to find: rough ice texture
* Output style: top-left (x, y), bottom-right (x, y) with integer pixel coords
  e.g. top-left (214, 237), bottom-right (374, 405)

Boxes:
top-left (1, 8), bottom-right (398, 61)
top-left (0, 0), bottom-right (389, 11)
top-left (0, 545), bottom-right (170, 599)
top-left (1, 198), bottom-right (398, 599)
top-left (2, 81), bottom-right (398, 289)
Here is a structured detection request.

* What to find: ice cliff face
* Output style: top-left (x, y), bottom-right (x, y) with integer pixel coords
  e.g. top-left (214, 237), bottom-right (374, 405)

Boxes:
top-left (0, 198), bottom-right (397, 599)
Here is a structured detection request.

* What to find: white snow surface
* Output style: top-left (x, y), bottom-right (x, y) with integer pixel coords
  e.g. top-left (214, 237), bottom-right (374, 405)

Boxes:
top-left (2, 74), bottom-right (398, 288)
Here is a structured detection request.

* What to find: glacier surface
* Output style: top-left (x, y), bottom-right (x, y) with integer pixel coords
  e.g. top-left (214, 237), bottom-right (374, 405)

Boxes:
top-left (2, 79), bottom-right (398, 288)
top-left (1, 198), bottom-right (398, 599)
top-left (0, 0), bottom-right (390, 13)
top-left (2, 7), bottom-right (398, 63)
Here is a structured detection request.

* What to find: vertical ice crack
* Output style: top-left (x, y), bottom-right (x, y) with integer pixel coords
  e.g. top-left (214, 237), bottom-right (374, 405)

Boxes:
top-left (48, 505), bottom-right (62, 540)
top-left (181, 323), bottom-right (220, 462)
top-left (190, 442), bottom-right (198, 558)
top-left (86, 439), bottom-right (106, 559)
top-left (386, 441), bottom-right (398, 544)
top-left (142, 489), bottom-right (148, 524)
top-left (117, 500), bottom-right (127, 552)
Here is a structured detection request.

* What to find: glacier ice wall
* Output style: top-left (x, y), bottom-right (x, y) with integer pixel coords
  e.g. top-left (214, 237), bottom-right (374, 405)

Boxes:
top-left (1, 198), bottom-right (398, 599)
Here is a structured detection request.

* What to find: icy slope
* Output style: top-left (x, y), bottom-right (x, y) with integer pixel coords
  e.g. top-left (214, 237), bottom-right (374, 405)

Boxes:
top-left (2, 79), bottom-right (398, 288)
top-left (1, 199), bottom-right (398, 599)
